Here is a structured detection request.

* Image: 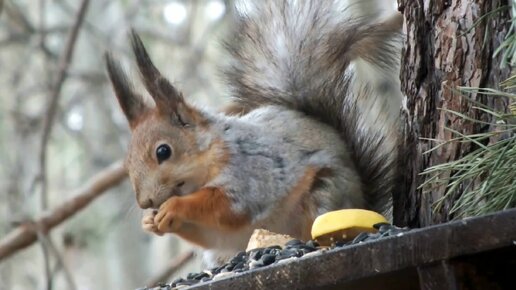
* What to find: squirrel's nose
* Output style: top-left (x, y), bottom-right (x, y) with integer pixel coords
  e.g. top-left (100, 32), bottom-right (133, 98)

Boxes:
top-left (138, 198), bottom-right (154, 209)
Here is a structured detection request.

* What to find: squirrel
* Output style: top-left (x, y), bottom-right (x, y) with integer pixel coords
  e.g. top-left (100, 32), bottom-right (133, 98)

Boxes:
top-left (105, 0), bottom-right (403, 266)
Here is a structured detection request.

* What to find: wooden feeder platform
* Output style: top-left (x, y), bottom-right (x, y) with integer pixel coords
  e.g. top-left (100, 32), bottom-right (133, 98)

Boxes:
top-left (188, 209), bottom-right (516, 290)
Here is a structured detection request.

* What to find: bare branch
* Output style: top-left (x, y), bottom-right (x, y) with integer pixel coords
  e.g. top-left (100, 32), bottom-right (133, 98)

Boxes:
top-left (38, 0), bottom-right (90, 209)
top-left (3, 1), bottom-right (57, 59)
top-left (36, 231), bottom-right (53, 290)
top-left (41, 234), bottom-right (77, 290)
top-left (3, 1), bottom-right (35, 33)
top-left (38, 0), bottom-right (48, 54)
top-left (0, 160), bottom-right (127, 262)
top-left (146, 251), bottom-right (195, 287)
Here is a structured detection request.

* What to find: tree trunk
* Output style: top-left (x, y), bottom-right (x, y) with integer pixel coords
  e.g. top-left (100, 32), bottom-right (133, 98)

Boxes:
top-left (394, 0), bottom-right (511, 227)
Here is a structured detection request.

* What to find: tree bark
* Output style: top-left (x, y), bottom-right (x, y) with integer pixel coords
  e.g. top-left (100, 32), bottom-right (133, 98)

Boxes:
top-left (395, 0), bottom-right (511, 227)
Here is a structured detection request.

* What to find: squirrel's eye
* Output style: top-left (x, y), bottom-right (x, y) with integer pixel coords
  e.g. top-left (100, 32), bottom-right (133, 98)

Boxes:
top-left (156, 144), bottom-right (172, 164)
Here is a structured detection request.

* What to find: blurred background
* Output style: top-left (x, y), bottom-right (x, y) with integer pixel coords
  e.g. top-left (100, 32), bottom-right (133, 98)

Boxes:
top-left (0, 0), bottom-right (397, 289)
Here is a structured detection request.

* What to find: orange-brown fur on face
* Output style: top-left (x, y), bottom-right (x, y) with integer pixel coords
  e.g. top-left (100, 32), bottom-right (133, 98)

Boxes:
top-left (154, 187), bottom-right (249, 244)
top-left (106, 32), bottom-right (230, 210)
top-left (126, 109), bottom-right (228, 209)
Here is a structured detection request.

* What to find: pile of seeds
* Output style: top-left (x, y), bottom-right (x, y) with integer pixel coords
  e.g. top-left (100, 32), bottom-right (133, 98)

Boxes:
top-left (138, 223), bottom-right (409, 290)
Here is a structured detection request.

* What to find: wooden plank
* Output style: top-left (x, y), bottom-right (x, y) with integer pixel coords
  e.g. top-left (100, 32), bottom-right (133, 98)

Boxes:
top-left (188, 209), bottom-right (516, 290)
top-left (452, 247), bottom-right (516, 290)
top-left (417, 261), bottom-right (458, 290)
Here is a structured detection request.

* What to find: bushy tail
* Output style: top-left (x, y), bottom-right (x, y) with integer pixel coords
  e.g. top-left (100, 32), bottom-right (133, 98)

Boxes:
top-left (224, 0), bottom-right (403, 215)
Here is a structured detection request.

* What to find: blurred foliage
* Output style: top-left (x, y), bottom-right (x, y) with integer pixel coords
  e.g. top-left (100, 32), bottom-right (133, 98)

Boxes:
top-left (0, 0), bottom-right (401, 289)
top-left (0, 0), bottom-right (232, 289)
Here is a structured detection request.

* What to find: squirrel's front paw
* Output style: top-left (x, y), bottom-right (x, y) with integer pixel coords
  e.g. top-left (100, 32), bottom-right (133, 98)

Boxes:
top-left (141, 209), bottom-right (164, 236)
top-left (155, 197), bottom-right (183, 233)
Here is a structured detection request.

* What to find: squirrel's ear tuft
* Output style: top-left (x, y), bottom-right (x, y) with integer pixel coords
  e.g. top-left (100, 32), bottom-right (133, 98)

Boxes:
top-left (130, 30), bottom-right (206, 127)
top-left (105, 52), bottom-right (148, 128)
top-left (130, 31), bottom-right (183, 112)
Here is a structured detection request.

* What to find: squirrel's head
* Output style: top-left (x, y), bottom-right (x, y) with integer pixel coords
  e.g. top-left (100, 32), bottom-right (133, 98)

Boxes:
top-left (105, 31), bottom-right (227, 209)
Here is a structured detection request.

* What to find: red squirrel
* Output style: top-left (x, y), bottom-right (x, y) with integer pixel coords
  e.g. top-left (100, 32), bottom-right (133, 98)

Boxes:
top-left (105, 0), bottom-right (402, 266)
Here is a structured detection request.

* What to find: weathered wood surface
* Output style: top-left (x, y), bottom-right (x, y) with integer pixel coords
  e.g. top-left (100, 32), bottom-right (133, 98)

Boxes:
top-left (417, 261), bottom-right (458, 290)
top-left (188, 209), bottom-right (516, 290)
top-left (396, 0), bottom-right (511, 228)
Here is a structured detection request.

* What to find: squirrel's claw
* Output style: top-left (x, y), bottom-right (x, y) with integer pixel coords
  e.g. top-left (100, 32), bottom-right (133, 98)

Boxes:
top-left (155, 197), bottom-right (183, 233)
top-left (141, 209), bottom-right (164, 236)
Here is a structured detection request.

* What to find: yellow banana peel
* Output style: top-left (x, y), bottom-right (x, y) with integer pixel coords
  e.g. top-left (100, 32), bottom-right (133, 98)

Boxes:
top-left (311, 209), bottom-right (388, 246)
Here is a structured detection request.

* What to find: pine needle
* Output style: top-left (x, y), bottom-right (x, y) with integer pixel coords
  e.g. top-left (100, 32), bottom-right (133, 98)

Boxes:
top-left (423, 0), bottom-right (516, 218)
top-left (422, 86), bottom-right (516, 218)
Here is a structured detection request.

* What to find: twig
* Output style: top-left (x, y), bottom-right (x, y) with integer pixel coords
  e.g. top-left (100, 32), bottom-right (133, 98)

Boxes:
top-left (34, 3), bottom-right (89, 287)
top-left (37, 231), bottom-right (53, 290)
top-left (39, 0), bottom-right (47, 53)
top-left (0, 160), bottom-right (127, 261)
top-left (42, 234), bottom-right (77, 290)
top-left (146, 251), bottom-right (195, 287)
top-left (38, 0), bottom-right (90, 210)
top-left (3, 1), bottom-right (57, 59)
top-left (3, 1), bottom-right (34, 33)
top-left (55, 0), bottom-right (111, 48)
top-left (37, 3), bottom-right (53, 288)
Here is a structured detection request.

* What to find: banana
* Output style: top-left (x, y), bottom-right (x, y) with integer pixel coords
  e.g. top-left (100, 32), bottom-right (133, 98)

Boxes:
top-left (311, 209), bottom-right (388, 246)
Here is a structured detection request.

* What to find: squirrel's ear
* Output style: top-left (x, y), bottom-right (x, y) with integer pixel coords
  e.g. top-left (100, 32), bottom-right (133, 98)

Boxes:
top-left (130, 32), bottom-right (181, 113)
top-left (105, 53), bottom-right (149, 129)
top-left (130, 30), bottom-right (206, 127)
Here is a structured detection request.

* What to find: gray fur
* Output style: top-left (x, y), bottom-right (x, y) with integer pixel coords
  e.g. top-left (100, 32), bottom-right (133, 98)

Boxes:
top-left (208, 106), bottom-right (364, 222)
top-left (224, 0), bottom-right (402, 215)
